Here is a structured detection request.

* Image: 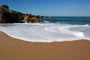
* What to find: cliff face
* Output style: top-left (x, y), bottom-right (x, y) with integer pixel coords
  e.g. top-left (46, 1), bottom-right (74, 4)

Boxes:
top-left (0, 6), bottom-right (23, 23)
top-left (0, 5), bottom-right (43, 23)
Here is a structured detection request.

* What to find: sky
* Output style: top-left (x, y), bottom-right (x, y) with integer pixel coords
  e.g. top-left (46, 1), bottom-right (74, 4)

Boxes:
top-left (0, 0), bottom-right (90, 16)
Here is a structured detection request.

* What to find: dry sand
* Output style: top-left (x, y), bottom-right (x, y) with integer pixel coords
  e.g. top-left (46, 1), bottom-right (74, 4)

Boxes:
top-left (0, 32), bottom-right (90, 60)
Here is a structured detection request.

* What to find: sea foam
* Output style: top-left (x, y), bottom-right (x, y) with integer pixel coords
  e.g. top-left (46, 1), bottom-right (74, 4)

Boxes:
top-left (0, 23), bottom-right (90, 42)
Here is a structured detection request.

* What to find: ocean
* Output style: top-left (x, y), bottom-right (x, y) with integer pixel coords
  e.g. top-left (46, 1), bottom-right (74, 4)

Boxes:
top-left (43, 16), bottom-right (90, 25)
top-left (0, 16), bottom-right (90, 42)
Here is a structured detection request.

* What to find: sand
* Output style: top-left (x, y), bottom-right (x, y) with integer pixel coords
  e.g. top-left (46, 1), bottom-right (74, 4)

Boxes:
top-left (0, 32), bottom-right (90, 60)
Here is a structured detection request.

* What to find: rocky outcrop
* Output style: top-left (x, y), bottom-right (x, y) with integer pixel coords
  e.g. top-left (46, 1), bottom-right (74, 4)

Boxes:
top-left (0, 5), bottom-right (44, 23)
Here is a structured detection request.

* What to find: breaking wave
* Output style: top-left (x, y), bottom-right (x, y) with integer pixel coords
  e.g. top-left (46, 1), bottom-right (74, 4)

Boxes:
top-left (0, 23), bottom-right (90, 42)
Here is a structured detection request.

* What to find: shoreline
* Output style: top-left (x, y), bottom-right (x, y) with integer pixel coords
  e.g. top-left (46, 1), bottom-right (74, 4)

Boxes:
top-left (0, 32), bottom-right (90, 60)
top-left (0, 31), bottom-right (90, 43)
top-left (0, 23), bottom-right (90, 42)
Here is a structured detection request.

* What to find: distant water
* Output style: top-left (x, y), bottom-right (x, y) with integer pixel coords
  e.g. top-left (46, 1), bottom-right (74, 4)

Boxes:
top-left (43, 16), bottom-right (90, 25)
top-left (0, 16), bottom-right (90, 42)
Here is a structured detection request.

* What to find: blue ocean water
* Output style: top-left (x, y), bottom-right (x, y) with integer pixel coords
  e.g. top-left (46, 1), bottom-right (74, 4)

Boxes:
top-left (43, 16), bottom-right (90, 25)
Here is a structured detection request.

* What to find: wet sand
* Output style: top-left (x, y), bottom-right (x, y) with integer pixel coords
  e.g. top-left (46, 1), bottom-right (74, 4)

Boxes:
top-left (0, 32), bottom-right (90, 60)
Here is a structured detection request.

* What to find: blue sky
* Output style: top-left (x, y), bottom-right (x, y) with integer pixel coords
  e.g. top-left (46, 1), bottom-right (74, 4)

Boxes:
top-left (0, 0), bottom-right (90, 16)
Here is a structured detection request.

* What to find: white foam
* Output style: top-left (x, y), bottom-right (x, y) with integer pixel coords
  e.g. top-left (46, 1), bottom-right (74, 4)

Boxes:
top-left (0, 23), bottom-right (90, 42)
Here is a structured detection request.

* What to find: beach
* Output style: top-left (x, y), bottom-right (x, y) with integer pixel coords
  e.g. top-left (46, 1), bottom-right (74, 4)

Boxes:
top-left (0, 1), bottom-right (90, 60)
top-left (0, 32), bottom-right (90, 60)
